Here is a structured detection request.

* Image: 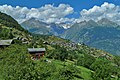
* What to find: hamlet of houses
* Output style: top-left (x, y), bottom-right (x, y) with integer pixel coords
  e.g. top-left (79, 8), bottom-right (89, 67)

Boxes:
top-left (1, 38), bottom-right (110, 60)
top-left (0, 38), bottom-right (84, 60)
top-left (50, 41), bottom-right (78, 50)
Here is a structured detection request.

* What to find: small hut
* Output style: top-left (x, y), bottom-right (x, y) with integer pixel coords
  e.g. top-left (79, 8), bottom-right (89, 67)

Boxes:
top-left (28, 48), bottom-right (46, 60)
top-left (0, 40), bottom-right (13, 48)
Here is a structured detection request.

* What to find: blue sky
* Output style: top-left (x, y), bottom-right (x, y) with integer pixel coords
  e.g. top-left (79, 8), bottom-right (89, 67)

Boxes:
top-left (0, 0), bottom-right (120, 18)
top-left (0, 0), bottom-right (120, 24)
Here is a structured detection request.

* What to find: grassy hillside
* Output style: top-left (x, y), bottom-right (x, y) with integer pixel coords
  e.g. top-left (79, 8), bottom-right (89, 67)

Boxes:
top-left (0, 12), bottom-right (31, 44)
top-left (0, 12), bottom-right (25, 31)
top-left (0, 39), bottom-right (120, 80)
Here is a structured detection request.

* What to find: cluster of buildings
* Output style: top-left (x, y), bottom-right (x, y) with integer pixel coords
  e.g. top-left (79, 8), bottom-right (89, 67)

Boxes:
top-left (0, 39), bottom-right (112, 60)
top-left (0, 39), bottom-right (79, 60)
top-left (50, 41), bottom-right (78, 50)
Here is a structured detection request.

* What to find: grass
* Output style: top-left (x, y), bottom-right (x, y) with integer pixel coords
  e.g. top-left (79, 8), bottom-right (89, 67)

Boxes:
top-left (51, 59), bottom-right (93, 80)
top-left (0, 74), bottom-right (4, 80)
top-left (77, 66), bottom-right (93, 80)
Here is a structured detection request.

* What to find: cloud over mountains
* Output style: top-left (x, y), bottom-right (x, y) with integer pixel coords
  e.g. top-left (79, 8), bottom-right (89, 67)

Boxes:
top-left (80, 2), bottom-right (120, 24)
top-left (0, 4), bottom-right (74, 23)
top-left (0, 2), bottom-right (120, 24)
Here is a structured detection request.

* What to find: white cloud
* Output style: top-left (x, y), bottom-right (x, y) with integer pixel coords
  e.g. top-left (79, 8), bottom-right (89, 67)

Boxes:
top-left (80, 2), bottom-right (120, 24)
top-left (0, 4), bottom-right (74, 23)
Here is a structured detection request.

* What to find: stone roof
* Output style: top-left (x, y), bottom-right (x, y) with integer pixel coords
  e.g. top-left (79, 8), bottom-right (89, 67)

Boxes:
top-left (28, 48), bottom-right (46, 52)
top-left (0, 40), bottom-right (13, 46)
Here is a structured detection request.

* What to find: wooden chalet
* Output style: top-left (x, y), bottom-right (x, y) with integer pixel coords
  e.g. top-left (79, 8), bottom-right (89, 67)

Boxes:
top-left (28, 48), bottom-right (46, 60)
top-left (0, 40), bottom-right (13, 48)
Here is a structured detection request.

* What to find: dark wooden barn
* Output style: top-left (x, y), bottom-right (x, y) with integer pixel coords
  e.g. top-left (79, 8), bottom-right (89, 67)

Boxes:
top-left (28, 48), bottom-right (46, 60)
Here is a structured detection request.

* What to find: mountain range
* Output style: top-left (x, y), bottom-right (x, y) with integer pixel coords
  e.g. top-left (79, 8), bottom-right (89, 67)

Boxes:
top-left (21, 18), bottom-right (120, 55)
top-left (21, 18), bottom-right (66, 36)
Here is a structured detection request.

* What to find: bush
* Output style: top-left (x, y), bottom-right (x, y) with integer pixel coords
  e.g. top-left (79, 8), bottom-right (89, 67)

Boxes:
top-left (77, 54), bottom-right (96, 69)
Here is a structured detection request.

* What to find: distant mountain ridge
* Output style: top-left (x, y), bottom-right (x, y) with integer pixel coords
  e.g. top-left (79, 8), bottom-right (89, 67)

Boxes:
top-left (61, 18), bottom-right (120, 55)
top-left (21, 18), bottom-right (66, 36)
top-left (98, 18), bottom-right (119, 27)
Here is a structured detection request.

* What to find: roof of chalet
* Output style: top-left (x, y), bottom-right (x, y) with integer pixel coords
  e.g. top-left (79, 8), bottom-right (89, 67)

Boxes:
top-left (0, 40), bottom-right (13, 46)
top-left (28, 48), bottom-right (46, 52)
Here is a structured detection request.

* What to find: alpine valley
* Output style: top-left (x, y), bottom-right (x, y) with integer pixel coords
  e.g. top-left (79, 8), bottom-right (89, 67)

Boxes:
top-left (1, 1), bottom-right (120, 80)
top-left (21, 18), bottom-right (120, 55)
